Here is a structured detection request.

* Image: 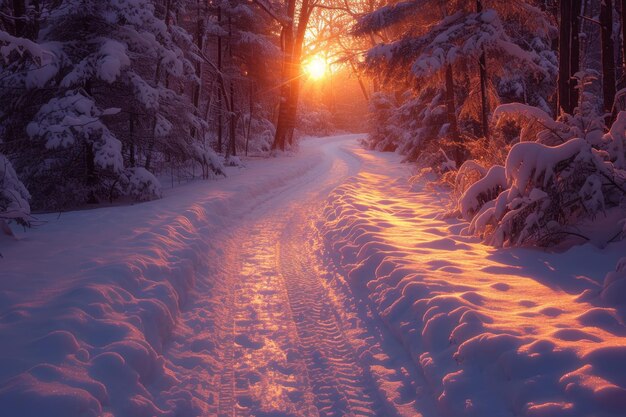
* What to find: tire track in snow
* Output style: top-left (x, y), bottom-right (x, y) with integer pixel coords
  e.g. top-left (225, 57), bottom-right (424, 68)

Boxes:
top-left (278, 212), bottom-right (382, 417)
top-left (217, 239), bottom-right (238, 417)
top-left (209, 137), bottom-right (430, 416)
top-left (236, 225), bottom-right (317, 417)
top-left (157, 136), bottom-right (371, 417)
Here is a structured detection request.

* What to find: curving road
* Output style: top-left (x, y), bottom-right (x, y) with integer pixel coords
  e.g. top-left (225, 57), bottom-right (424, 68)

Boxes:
top-left (164, 135), bottom-right (437, 417)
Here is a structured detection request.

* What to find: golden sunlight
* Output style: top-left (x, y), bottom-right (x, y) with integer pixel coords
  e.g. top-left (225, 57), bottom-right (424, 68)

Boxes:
top-left (304, 55), bottom-right (327, 80)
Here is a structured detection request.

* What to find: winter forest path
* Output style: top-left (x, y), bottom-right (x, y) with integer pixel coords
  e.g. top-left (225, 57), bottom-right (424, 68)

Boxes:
top-left (4, 135), bottom-right (626, 417)
top-left (163, 136), bottom-right (438, 417)
top-left (165, 134), bottom-right (626, 417)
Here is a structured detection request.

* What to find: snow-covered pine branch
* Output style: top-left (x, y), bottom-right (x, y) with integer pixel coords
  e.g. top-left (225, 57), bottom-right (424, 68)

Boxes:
top-left (0, 153), bottom-right (32, 229)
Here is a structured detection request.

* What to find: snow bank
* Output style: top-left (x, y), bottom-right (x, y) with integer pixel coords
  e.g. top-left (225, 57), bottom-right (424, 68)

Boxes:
top-left (0, 139), bottom-right (331, 417)
top-left (321, 145), bottom-right (626, 417)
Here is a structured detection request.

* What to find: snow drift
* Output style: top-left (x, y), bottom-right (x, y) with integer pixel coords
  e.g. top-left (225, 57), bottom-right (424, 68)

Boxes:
top-left (0, 143), bottom-right (327, 417)
top-left (321, 145), bottom-right (626, 417)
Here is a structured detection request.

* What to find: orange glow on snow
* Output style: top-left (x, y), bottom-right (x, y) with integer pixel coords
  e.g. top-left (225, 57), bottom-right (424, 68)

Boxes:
top-left (334, 149), bottom-right (625, 365)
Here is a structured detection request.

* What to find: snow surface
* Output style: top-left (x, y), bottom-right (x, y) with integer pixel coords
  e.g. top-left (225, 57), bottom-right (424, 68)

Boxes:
top-left (322, 142), bottom-right (626, 417)
top-left (1, 135), bottom-right (626, 417)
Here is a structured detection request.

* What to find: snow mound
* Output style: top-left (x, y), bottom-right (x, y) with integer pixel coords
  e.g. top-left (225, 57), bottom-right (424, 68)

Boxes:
top-left (321, 145), bottom-right (626, 417)
top-left (0, 140), bottom-right (328, 417)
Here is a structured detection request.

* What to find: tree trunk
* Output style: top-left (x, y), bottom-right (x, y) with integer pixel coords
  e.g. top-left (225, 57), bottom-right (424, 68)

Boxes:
top-left (227, 16), bottom-right (237, 157)
top-left (12, 0), bottom-right (26, 37)
top-left (476, 0), bottom-right (489, 139)
top-left (272, 25), bottom-right (295, 151)
top-left (445, 64), bottom-right (462, 165)
top-left (272, 0), bottom-right (311, 151)
top-left (192, 0), bottom-right (204, 135)
top-left (245, 83), bottom-right (254, 156)
top-left (622, 0), bottom-right (626, 78)
top-left (216, 6), bottom-right (223, 153)
top-left (601, 0), bottom-right (617, 118)
top-left (145, 0), bottom-right (171, 171)
top-left (558, 0), bottom-right (572, 115)
top-left (570, 0), bottom-right (582, 110)
top-left (287, 2), bottom-right (312, 146)
top-left (129, 113), bottom-right (136, 167)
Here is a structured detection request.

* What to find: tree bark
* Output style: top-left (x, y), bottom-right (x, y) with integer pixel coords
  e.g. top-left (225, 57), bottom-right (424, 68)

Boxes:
top-left (285, 3), bottom-right (312, 147)
top-left (570, 0), bottom-right (581, 110)
top-left (476, 0), bottom-right (489, 139)
top-left (272, 0), bottom-right (312, 151)
top-left (12, 0), bottom-right (25, 37)
top-left (622, 0), bottom-right (626, 78)
top-left (273, 24), bottom-right (295, 150)
top-left (558, 0), bottom-right (572, 115)
top-left (129, 113), bottom-right (135, 167)
top-left (445, 64), bottom-right (461, 165)
top-left (192, 0), bottom-right (204, 125)
top-left (601, 0), bottom-right (617, 118)
top-left (227, 15), bottom-right (237, 157)
top-left (216, 6), bottom-right (223, 153)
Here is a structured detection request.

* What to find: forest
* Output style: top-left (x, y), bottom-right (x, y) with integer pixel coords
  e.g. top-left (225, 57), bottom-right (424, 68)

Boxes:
top-left (0, 0), bottom-right (355, 219)
top-left (3, 2), bottom-right (626, 417)
top-left (3, 0), bottom-right (626, 250)
top-left (358, 0), bottom-right (626, 248)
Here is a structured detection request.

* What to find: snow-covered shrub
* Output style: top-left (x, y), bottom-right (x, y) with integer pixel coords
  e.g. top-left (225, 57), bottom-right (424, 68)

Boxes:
top-left (396, 90), bottom-right (450, 161)
top-left (0, 153), bottom-right (31, 227)
top-left (467, 138), bottom-right (623, 246)
top-left (223, 155), bottom-right (243, 168)
top-left (603, 111), bottom-right (626, 169)
top-left (454, 160), bottom-right (487, 197)
top-left (27, 91), bottom-right (123, 172)
top-left (124, 167), bottom-right (162, 202)
top-left (493, 103), bottom-right (605, 147)
top-left (448, 96), bottom-right (626, 247)
top-left (246, 115), bottom-right (275, 154)
top-left (193, 142), bottom-right (225, 179)
top-left (459, 164), bottom-right (506, 222)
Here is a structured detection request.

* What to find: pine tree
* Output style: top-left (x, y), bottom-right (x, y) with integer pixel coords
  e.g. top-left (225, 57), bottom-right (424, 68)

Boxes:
top-left (0, 0), bottom-right (225, 209)
top-left (355, 0), bottom-right (554, 164)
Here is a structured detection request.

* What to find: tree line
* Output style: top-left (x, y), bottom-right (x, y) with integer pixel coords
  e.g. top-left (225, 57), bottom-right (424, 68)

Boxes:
top-left (356, 0), bottom-right (626, 247)
top-left (0, 0), bottom-right (342, 228)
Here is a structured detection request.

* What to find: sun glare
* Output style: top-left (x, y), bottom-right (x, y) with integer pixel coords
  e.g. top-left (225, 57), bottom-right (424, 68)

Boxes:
top-left (304, 56), bottom-right (327, 80)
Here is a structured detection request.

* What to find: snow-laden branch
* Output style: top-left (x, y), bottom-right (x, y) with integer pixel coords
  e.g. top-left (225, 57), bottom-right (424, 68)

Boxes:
top-left (352, 0), bottom-right (425, 35)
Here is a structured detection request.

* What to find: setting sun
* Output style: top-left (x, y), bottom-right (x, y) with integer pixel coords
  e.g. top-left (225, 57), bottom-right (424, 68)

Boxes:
top-left (304, 56), bottom-right (327, 80)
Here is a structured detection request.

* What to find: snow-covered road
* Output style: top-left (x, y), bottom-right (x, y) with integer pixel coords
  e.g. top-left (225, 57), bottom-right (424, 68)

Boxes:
top-left (163, 136), bottom-right (435, 416)
top-left (2, 134), bottom-right (626, 417)
top-left (0, 135), bottom-right (436, 417)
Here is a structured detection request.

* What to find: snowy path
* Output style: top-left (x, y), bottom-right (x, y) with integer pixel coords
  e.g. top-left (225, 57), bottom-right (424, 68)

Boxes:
top-left (2, 135), bottom-right (626, 417)
top-left (163, 136), bottom-right (435, 416)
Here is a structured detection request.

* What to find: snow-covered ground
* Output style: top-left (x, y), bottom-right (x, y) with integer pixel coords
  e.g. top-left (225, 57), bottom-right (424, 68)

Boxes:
top-left (1, 134), bottom-right (626, 417)
top-left (321, 142), bottom-right (626, 417)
